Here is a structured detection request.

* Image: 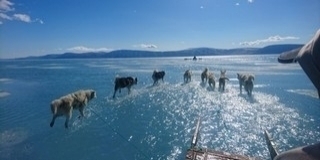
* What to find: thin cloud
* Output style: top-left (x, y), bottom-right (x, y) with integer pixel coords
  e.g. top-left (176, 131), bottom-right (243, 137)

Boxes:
top-left (0, 0), bottom-right (43, 24)
top-left (0, 12), bottom-right (11, 20)
top-left (134, 44), bottom-right (158, 49)
top-left (67, 46), bottom-right (112, 53)
top-left (141, 44), bottom-right (158, 49)
top-left (0, 12), bottom-right (10, 24)
top-left (240, 35), bottom-right (299, 46)
top-left (236, 0), bottom-right (253, 6)
top-left (35, 18), bottom-right (44, 24)
top-left (13, 14), bottom-right (31, 23)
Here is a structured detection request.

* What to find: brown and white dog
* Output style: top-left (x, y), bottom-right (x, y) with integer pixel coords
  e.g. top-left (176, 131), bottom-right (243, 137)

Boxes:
top-left (208, 72), bottom-right (216, 90)
top-left (201, 68), bottom-right (209, 83)
top-left (183, 69), bottom-right (192, 83)
top-left (113, 77), bottom-right (138, 98)
top-left (237, 73), bottom-right (255, 96)
top-left (218, 70), bottom-right (229, 92)
top-left (152, 70), bottom-right (165, 85)
top-left (50, 89), bottom-right (96, 128)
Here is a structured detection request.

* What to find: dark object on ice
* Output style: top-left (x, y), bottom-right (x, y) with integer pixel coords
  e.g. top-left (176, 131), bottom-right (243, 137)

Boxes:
top-left (193, 56), bottom-right (197, 61)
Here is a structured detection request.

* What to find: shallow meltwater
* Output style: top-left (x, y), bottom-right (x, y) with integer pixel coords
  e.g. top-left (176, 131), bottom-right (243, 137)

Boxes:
top-left (100, 80), bottom-right (317, 159)
top-left (1, 56), bottom-right (319, 160)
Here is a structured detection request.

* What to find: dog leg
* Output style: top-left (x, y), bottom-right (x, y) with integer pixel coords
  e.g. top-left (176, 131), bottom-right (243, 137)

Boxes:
top-left (50, 114), bottom-right (58, 127)
top-left (224, 78), bottom-right (229, 91)
top-left (245, 85), bottom-right (250, 96)
top-left (128, 86), bottom-right (131, 94)
top-left (65, 118), bottom-right (69, 129)
top-left (113, 90), bottom-right (117, 98)
top-left (222, 79), bottom-right (226, 92)
top-left (113, 85), bottom-right (120, 98)
top-left (65, 109), bottom-right (73, 128)
top-left (65, 114), bottom-right (71, 129)
top-left (79, 107), bottom-right (85, 118)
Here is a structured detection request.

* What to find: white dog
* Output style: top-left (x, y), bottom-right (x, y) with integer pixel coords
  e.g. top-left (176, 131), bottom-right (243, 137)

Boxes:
top-left (50, 89), bottom-right (96, 128)
top-left (237, 73), bottom-right (254, 96)
top-left (184, 69), bottom-right (192, 83)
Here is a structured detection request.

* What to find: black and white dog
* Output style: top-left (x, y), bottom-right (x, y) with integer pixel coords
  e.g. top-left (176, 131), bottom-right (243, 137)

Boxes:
top-left (113, 77), bottom-right (137, 98)
top-left (152, 70), bottom-right (165, 85)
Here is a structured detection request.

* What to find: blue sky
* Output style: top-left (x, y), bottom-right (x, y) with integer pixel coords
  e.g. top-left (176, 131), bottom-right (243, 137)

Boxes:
top-left (1, 0), bottom-right (319, 58)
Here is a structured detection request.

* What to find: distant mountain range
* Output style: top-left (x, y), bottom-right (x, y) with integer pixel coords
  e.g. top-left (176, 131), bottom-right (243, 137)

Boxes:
top-left (17, 44), bottom-right (303, 59)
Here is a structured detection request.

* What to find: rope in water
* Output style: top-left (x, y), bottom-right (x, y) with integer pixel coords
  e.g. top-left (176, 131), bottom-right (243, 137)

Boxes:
top-left (88, 108), bottom-right (152, 159)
